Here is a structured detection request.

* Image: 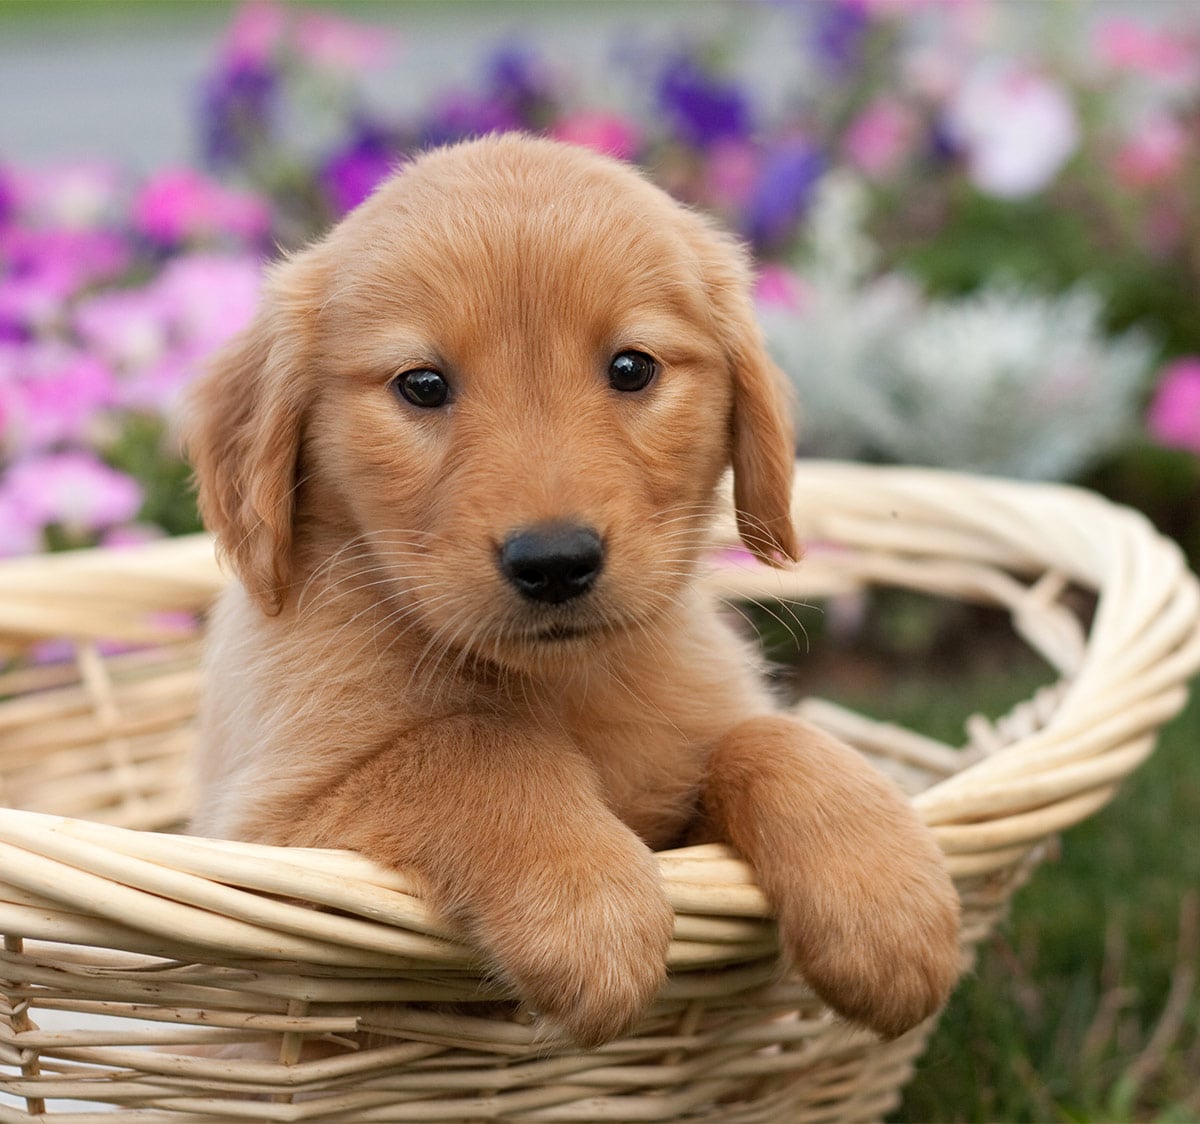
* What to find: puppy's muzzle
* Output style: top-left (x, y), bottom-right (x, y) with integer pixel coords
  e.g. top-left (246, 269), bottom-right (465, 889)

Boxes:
top-left (499, 524), bottom-right (604, 604)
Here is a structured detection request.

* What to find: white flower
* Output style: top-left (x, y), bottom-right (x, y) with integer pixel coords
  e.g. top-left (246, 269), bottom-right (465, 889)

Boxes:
top-left (943, 60), bottom-right (1080, 198)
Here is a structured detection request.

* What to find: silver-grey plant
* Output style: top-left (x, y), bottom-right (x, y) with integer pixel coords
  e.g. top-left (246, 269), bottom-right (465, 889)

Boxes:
top-left (759, 174), bottom-right (1155, 481)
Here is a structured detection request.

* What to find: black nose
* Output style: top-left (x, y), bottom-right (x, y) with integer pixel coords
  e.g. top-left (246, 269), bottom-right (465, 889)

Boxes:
top-left (499, 524), bottom-right (604, 604)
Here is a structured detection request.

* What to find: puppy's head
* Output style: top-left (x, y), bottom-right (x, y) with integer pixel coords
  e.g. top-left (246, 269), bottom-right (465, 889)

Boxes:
top-left (187, 134), bottom-right (798, 663)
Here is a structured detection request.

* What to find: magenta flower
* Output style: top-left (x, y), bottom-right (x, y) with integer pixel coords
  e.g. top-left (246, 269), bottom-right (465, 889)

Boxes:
top-left (1, 451), bottom-right (143, 543)
top-left (550, 111), bottom-right (641, 162)
top-left (0, 341), bottom-right (117, 453)
top-left (132, 167), bottom-right (272, 246)
top-left (1147, 358), bottom-right (1200, 454)
top-left (754, 265), bottom-right (810, 315)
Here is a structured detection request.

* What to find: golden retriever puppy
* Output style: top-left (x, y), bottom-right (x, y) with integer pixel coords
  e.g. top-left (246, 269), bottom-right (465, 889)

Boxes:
top-left (186, 133), bottom-right (960, 1048)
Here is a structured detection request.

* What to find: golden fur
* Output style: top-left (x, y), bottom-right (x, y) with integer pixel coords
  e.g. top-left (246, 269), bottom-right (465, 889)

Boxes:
top-left (186, 134), bottom-right (960, 1048)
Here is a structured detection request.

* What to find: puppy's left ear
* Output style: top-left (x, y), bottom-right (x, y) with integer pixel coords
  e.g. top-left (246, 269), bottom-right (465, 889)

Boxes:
top-left (699, 229), bottom-right (801, 565)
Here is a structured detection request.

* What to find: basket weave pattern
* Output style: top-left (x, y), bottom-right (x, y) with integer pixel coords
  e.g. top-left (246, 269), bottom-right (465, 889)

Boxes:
top-left (2, 463), bottom-right (1198, 1121)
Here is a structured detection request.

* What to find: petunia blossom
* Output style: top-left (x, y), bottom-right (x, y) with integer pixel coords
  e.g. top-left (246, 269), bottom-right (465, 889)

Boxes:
top-left (843, 98), bottom-right (918, 177)
top-left (7, 161), bottom-right (122, 230)
top-left (0, 341), bottom-right (118, 453)
top-left (217, 0), bottom-right (287, 69)
top-left (321, 129), bottom-right (401, 216)
top-left (943, 61), bottom-right (1079, 198)
top-left (754, 265), bottom-right (810, 315)
top-left (1093, 17), bottom-right (1200, 88)
top-left (743, 139), bottom-right (826, 251)
top-left (294, 9), bottom-right (396, 72)
top-left (551, 111), bottom-right (641, 162)
top-left (132, 167), bottom-right (272, 247)
top-left (1, 451), bottom-right (143, 539)
top-left (1111, 114), bottom-right (1188, 190)
top-left (1147, 357), bottom-right (1200, 454)
top-left (657, 56), bottom-right (752, 150)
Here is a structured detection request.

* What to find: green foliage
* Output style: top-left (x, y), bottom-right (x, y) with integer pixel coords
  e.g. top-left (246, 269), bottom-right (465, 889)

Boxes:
top-left (106, 414), bottom-right (203, 538)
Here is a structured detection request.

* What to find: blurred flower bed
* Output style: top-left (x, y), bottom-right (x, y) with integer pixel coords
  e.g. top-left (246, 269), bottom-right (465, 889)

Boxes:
top-left (2, 0), bottom-right (1199, 561)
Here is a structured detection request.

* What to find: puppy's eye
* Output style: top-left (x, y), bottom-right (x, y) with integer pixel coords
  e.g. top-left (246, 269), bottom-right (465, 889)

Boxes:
top-left (608, 351), bottom-right (658, 393)
top-left (394, 368), bottom-right (450, 409)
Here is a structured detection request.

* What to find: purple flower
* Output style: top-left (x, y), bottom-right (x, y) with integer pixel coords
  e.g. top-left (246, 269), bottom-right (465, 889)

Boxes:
top-left (0, 450), bottom-right (143, 549)
top-left (321, 127), bottom-right (402, 216)
top-left (423, 92), bottom-right (522, 148)
top-left (657, 56), bottom-right (752, 150)
top-left (811, 2), bottom-right (870, 75)
top-left (200, 60), bottom-right (278, 170)
top-left (743, 139), bottom-right (826, 251)
top-left (486, 44), bottom-right (555, 125)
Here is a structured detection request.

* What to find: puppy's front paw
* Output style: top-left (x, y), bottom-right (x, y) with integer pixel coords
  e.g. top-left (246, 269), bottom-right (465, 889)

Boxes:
top-left (480, 849), bottom-right (675, 1048)
top-left (777, 842), bottom-right (962, 1040)
top-left (705, 716), bottom-right (963, 1040)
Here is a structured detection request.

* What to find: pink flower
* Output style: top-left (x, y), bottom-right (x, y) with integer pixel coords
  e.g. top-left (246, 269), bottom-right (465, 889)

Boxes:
top-left (551, 111), bottom-right (642, 162)
top-left (0, 228), bottom-right (131, 329)
top-left (74, 289), bottom-right (170, 372)
top-left (702, 139), bottom-right (762, 212)
top-left (219, 0), bottom-right (288, 69)
top-left (153, 253), bottom-right (261, 348)
top-left (943, 62), bottom-right (1079, 198)
top-left (293, 10), bottom-right (396, 72)
top-left (1, 451), bottom-right (143, 540)
top-left (0, 488), bottom-right (41, 556)
top-left (114, 254), bottom-right (261, 413)
top-left (754, 265), bottom-right (810, 314)
top-left (1147, 357), bottom-right (1200, 454)
top-left (0, 341), bottom-right (117, 453)
top-left (8, 161), bottom-right (122, 229)
top-left (843, 99), bottom-right (917, 177)
top-left (132, 168), bottom-right (271, 246)
top-left (1093, 18), bottom-right (1200, 87)
top-left (1112, 115), bottom-right (1188, 189)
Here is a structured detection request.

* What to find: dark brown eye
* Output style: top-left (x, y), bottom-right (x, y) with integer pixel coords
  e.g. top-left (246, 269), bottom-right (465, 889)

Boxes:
top-left (394, 368), bottom-right (449, 408)
top-left (608, 351), bottom-right (657, 392)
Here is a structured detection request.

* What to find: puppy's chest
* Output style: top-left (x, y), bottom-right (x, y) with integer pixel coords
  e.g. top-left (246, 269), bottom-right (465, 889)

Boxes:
top-left (565, 701), bottom-right (709, 850)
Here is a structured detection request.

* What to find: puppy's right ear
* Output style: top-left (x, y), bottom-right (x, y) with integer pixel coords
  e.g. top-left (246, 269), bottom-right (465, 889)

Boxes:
top-left (184, 259), bottom-right (321, 616)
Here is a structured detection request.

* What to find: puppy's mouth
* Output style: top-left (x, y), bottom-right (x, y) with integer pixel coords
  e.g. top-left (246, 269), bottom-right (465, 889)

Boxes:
top-left (531, 622), bottom-right (601, 643)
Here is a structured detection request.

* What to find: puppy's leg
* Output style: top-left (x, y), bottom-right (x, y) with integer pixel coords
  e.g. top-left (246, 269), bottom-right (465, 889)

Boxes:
top-left (289, 718), bottom-right (674, 1049)
top-left (700, 716), bottom-right (962, 1039)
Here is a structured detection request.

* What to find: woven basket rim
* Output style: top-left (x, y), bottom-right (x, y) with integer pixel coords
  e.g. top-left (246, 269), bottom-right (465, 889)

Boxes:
top-left (1, 461), bottom-right (1198, 965)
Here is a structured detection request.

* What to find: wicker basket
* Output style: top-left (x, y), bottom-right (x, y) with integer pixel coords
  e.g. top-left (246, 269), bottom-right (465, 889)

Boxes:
top-left (1, 461), bottom-right (1198, 1123)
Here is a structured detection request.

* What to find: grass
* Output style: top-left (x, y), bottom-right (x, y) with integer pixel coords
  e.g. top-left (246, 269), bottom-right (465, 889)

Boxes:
top-left (753, 594), bottom-right (1200, 1122)
top-left (898, 683), bottom-right (1200, 1123)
